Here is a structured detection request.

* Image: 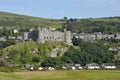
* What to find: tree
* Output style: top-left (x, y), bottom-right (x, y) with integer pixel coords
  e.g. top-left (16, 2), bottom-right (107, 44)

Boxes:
top-left (63, 17), bottom-right (68, 21)
top-left (41, 57), bottom-right (61, 68)
top-left (61, 56), bottom-right (73, 63)
top-left (0, 40), bottom-right (16, 48)
top-left (32, 57), bottom-right (40, 63)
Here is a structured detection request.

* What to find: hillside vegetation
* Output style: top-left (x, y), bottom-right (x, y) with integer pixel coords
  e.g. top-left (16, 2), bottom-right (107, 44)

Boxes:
top-left (0, 11), bottom-right (64, 29)
top-left (64, 17), bottom-right (120, 33)
top-left (2, 41), bottom-right (70, 66)
top-left (0, 12), bottom-right (120, 70)
top-left (0, 11), bottom-right (120, 33)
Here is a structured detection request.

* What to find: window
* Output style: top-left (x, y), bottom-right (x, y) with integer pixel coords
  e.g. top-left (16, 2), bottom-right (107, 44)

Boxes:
top-left (44, 37), bottom-right (46, 39)
top-left (47, 37), bottom-right (48, 39)
top-left (58, 37), bottom-right (60, 39)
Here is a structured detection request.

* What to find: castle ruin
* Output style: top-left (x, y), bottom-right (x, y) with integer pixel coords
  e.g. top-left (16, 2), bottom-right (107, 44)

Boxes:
top-left (23, 27), bottom-right (72, 45)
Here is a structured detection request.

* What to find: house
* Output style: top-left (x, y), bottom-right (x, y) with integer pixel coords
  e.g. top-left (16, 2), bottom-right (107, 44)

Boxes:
top-left (108, 47), bottom-right (118, 51)
top-left (86, 63), bottom-right (99, 69)
top-left (65, 63), bottom-right (76, 70)
top-left (23, 64), bottom-right (31, 69)
top-left (115, 33), bottom-right (120, 39)
top-left (17, 35), bottom-right (23, 40)
top-left (77, 33), bottom-right (96, 41)
top-left (94, 32), bottom-right (102, 40)
top-left (30, 66), bottom-right (34, 70)
top-left (75, 64), bottom-right (83, 69)
top-left (8, 36), bottom-right (16, 39)
top-left (13, 29), bottom-right (18, 34)
top-left (0, 37), bottom-right (6, 41)
top-left (48, 67), bottom-right (55, 71)
top-left (62, 66), bottom-right (67, 70)
top-left (38, 67), bottom-right (43, 70)
top-left (117, 51), bottom-right (120, 56)
top-left (102, 63), bottom-right (116, 69)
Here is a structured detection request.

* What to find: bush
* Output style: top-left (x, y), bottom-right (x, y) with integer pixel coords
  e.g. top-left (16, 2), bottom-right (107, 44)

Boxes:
top-left (32, 57), bottom-right (40, 63)
top-left (0, 67), bottom-right (14, 72)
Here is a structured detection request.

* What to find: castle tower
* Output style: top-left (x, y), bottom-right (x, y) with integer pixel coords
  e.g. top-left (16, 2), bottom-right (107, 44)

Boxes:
top-left (64, 28), bottom-right (72, 45)
top-left (37, 27), bottom-right (45, 43)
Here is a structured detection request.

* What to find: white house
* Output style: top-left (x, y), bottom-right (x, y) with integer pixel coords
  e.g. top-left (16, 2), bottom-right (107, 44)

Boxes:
top-left (8, 36), bottom-right (16, 39)
top-left (86, 63), bottom-right (100, 69)
top-left (48, 67), bottom-right (55, 71)
top-left (109, 47), bottom-right (118, 51)
top-left (102, 63), bottom-right (116, 69)
top-left (30, 66), bottom-right (34, 70)
top-left (0, 37), bottom-right (6, 41)
top-left (75, 64), bottom-right (83, 69)
top-left (117, 51), bottom-right (120, 57)
top-left (65, 63), bottom-right (76, 70)
top-left (62, 66), bottom-right (67, 70)
top-left (38, 67), bottom-right (43, 70)
top-left (13, 29), bottom-right (18, 34)
top-left (115, 33), bottom-right (120, 39)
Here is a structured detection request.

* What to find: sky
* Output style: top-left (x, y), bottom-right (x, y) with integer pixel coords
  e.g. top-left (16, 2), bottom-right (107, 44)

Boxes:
top-left (0, 0), bottom-right (120, 19)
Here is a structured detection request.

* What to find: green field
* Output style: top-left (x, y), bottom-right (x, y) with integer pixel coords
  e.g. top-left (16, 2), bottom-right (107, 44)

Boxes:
top-left (0, 70), bottom-right (120, 80)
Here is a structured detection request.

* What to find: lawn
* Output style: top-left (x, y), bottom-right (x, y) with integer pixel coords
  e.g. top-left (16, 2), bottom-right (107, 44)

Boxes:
top-left (0, 70), bottom-right (120, 80)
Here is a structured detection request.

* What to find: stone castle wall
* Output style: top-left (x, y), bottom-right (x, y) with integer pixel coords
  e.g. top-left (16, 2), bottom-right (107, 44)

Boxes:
top-left (23, 27), bottom-right (72, 45)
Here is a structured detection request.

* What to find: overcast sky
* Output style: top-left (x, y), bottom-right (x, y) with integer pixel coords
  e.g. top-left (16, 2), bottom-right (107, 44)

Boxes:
top-left (0, 0), bottom-right (120, 19)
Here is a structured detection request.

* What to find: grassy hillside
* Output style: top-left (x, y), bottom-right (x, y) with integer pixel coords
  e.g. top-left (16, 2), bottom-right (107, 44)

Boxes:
top-left (0, 70), bottom-right (120, 80)
top-left (0, 11), bottom-right (120, 33)
top-left (0, 11), bottom-right (64, 29)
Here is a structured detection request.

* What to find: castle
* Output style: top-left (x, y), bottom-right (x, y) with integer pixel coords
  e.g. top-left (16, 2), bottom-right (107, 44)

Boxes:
top-left (23, 27), bottom-right (72, 45)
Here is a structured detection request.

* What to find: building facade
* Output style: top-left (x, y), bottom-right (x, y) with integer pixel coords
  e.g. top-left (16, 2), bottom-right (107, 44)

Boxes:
top-left (75, 32), bottom-right (120, 41)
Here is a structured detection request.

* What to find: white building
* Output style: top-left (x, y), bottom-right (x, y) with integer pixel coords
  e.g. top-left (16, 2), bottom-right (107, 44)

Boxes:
top-left (8, 36), bottom-right (16, 39)
top-left (115, 33), bottom-right (120, 39)
top-left (75, 64), bottom-right (83, 69)
top-left (0, 37), bottom-right (6, 41)
top-left (75, 32), bottom-right (120, 41)
top-left (48, 67), bottom-right (55, 71)
top-left (109, 47), bottom-right (118, 51)
top-left (38, 67), bottom-right (43, 70)
top-left (13, 29), bottom-right (18, 34)
top-left (86, 63), bottom-right (100, 69)
top-left (102, 63), bottom-right (116, 69)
